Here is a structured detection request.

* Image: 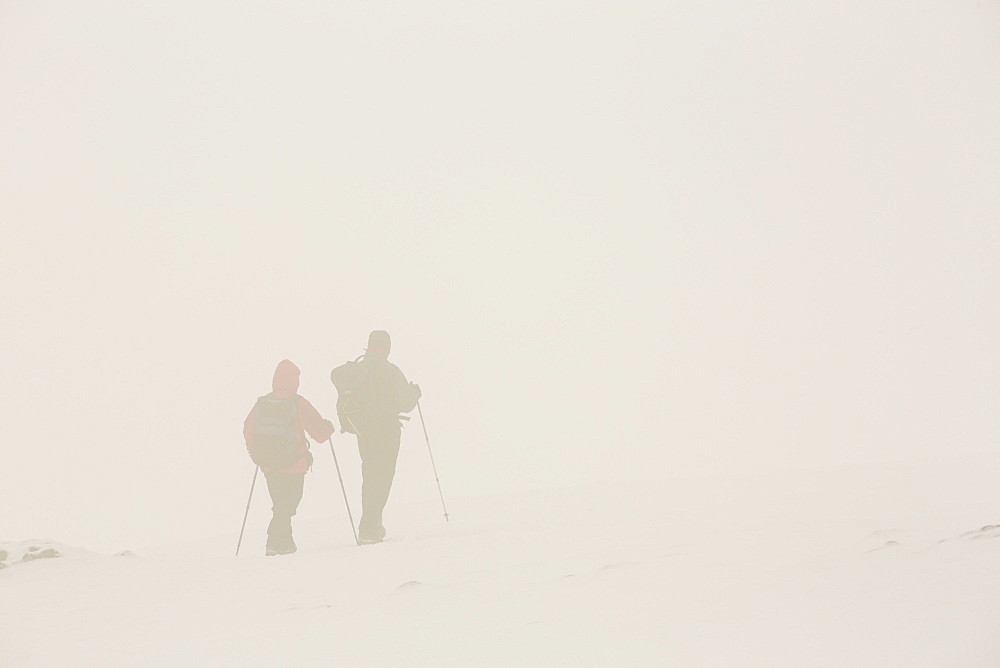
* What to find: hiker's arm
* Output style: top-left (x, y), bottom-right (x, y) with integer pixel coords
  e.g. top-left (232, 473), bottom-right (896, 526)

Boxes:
top-left (395, 367), bottom-right (419, 413)
top-left (298, 397), bottom-right (335, 442)
top-left (400, 382), bottom-right (420, 413)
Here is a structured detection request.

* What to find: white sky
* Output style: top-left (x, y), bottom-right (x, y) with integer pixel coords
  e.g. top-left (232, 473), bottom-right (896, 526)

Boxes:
top-left (1, 1), bottom-right (998, 552)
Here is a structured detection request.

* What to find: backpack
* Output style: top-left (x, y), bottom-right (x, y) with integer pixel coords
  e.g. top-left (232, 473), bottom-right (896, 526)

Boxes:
top-left (249, 394), bottom-right (301, 469)
top-left (330, 356), bottom-right (375, 434)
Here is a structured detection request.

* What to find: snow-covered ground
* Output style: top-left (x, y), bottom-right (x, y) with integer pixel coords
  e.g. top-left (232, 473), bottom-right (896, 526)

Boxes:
top-left (4, 454), bottom-right (1000, 666)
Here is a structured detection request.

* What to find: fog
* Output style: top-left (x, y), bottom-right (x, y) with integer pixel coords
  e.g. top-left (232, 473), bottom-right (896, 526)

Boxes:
top-left (1, 1), bottom-right (997, 554)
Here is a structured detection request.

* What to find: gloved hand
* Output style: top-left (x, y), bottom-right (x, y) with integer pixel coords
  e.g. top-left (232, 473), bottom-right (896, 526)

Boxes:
top-left (411, 383), bottom-right (422, 400)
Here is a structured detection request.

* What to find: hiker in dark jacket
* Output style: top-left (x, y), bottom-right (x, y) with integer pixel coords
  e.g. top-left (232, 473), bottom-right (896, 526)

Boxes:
top-left (243, 359), bottom-right (334, 556)
top-left (340, 331), bottom-right (420, 544)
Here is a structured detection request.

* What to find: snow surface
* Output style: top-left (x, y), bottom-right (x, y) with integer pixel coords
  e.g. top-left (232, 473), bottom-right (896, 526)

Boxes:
top-left (4, 455), bottom-right (1000, 666)
top-left (2, 2), bottom-right (997, 665)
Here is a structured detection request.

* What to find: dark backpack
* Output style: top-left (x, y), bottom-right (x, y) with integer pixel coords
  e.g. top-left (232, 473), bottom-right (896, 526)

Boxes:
top-left (330, 357), bottom-right (375, 434)
top-left (249, 394), bottom-right (301, 469)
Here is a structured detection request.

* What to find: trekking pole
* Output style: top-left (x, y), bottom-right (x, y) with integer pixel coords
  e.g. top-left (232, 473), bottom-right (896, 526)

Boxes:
top-left (416, 400), bottom-right (450, 522)
top-left (235, 466), bottom-right (259, 557)
top-left (329, 437), bottom-right (359, 545)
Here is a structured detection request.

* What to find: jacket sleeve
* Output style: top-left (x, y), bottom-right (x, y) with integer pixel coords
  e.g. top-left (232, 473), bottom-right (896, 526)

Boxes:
top-left (394, 366), bottom-right (419, 414)
top-left (297, 396), bottom-right (335, 443)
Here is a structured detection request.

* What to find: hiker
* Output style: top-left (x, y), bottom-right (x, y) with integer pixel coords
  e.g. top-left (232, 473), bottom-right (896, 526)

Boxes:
top-left (331, 331), bottom-right (420, 544)
top-left (243, 359), bottom-right (334, 556)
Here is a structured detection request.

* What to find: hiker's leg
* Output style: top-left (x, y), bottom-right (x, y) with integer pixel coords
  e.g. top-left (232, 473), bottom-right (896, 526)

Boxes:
top-left (358, 424), bottom-right (401, 539)
top-left (357, 433), bottom-right (379, 537)
top-left (265, 471), bottom-right (305, 549)
top-left (370, 428), bottom-right (401, 537)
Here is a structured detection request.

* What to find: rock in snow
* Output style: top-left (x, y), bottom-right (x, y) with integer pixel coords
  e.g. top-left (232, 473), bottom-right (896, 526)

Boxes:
top-left (0, 540), bottom-right (87, 568)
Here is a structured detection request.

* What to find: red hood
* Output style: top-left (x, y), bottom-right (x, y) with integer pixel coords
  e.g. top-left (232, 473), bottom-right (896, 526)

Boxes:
top-left (272, 359), bottom-right (301, 395)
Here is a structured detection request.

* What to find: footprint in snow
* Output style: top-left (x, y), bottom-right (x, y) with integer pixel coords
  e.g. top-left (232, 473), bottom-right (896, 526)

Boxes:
top-left (865, 540), bottom-right (901, 553)
top-left (960, 525), bottom-right (1000, 540)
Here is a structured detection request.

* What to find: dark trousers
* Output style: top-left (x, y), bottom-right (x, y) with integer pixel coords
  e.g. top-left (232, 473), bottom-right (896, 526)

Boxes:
top-left (264, 471), bottom-right (305, 549)
top-left (357, 421), bottom-right (401, 539)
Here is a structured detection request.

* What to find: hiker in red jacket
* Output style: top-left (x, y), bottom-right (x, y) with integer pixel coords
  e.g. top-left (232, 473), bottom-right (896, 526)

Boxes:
top-left (243, 359), bottom-right (334, 556)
